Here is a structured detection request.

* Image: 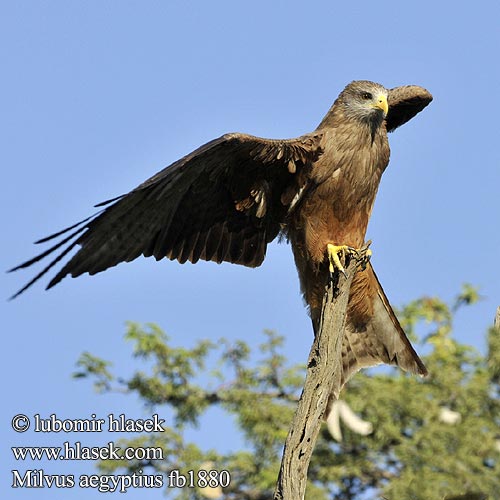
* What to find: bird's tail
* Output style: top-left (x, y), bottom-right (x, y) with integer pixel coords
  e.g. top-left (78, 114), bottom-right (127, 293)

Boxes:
top-left (316, 262), bottom-right (428, 401)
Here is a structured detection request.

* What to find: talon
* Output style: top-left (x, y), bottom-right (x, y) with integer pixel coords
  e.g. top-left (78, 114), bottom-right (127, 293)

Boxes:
top-left (347, 246), bottom-right (359, 257)
top-left (327, 244), bottom-right (351, 277)
top-left (327, 243), bottom-right (372, 277)
top-left (358, 248), bottom-right (372, 271)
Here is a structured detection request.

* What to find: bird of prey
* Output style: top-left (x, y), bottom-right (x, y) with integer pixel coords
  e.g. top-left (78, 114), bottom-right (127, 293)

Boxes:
top-left (10, 80), bottom-right (432, 395)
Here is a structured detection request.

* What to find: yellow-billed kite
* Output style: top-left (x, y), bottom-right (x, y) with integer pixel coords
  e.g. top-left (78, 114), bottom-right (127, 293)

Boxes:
top-left (11, 80), bottom-right (432, 394)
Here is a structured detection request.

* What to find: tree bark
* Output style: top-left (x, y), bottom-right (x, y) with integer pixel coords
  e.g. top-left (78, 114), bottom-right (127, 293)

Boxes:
top-left (273, 245), bottom-right (370, 500)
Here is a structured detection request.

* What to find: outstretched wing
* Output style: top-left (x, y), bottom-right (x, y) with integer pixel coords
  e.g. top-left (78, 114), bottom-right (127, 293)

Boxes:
top-left (334, 262), bottom-right (427, 398)
top-left (386, 85), bottom-right (433, 132)
top-left (10, 132), bottom-right (323, 298)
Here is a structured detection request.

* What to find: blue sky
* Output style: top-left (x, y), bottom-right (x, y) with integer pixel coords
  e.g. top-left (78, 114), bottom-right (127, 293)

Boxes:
top-left (2, 1), bottom-right (499, 498)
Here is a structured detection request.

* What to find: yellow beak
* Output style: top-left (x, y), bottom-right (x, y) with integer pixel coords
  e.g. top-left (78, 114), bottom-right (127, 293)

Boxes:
top-left (373, 94), bottom-right (388, 116)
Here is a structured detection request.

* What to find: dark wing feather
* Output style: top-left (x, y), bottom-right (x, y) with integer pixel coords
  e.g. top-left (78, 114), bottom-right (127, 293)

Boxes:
top-left (386, 85), bottom-right (433, 132)
top-left (10, 132), bottom-right (322, 297)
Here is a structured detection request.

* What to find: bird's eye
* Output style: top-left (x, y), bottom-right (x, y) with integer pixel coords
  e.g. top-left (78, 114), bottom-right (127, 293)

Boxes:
top-left (361, 92), bottom-right (373, 100)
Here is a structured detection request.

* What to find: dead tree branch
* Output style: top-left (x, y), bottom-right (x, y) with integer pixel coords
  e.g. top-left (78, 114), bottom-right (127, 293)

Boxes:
top-left (274, 243), bottom-right (371, 500)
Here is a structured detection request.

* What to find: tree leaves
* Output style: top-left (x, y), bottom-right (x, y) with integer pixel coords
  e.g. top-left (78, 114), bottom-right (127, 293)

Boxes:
top-left (74, 291), bottom-right (499, 499)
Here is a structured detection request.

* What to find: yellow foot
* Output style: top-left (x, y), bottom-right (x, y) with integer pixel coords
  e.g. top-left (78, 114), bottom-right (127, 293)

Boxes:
top-left (326, 244), bottom-right (372, 277)
top-left (327, 244), bottom-right (352, 277)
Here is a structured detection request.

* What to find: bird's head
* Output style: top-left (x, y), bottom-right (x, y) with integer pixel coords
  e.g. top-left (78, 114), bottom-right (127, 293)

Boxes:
top-left (339, 80), bottom-right (389, 124)
top-left (317, 80), bottom-right (389, 130)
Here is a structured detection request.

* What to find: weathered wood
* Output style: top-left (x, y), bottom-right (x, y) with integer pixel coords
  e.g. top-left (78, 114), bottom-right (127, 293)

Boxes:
top-left (274, 245), bottom-right (370, 500)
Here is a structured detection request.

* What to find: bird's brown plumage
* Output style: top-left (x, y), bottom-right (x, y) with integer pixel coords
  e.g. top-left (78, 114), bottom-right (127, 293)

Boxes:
top-left (10, 80), bottom-right (432, 395)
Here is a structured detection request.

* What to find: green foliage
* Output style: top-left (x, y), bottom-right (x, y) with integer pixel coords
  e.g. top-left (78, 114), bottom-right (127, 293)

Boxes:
top-left (74, 287), bottom-right (499, 499)
top-left (73, 351), bottom-right (114, 392)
